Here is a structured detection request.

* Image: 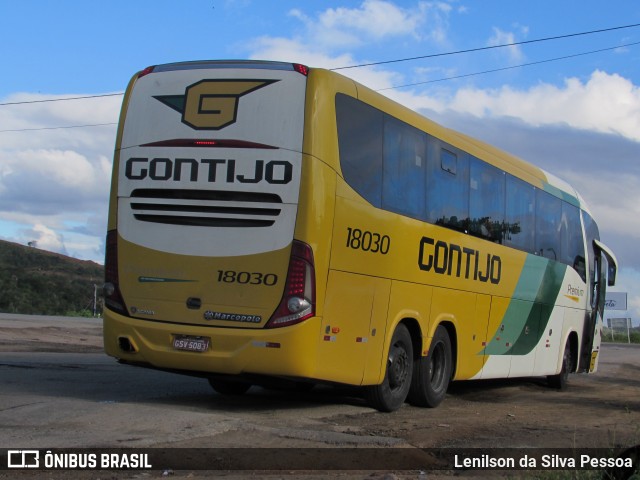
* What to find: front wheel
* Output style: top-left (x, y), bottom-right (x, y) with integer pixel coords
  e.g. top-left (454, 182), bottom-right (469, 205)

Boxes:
top-left (408, 325), bottom-right (452, 408)
top-left (365, 324), bottom-right (413, 412)
top-left (548, 340), bottom-right (572, 390)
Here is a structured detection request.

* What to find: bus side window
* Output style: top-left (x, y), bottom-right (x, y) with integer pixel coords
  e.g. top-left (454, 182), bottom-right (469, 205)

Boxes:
top-left (560, 202), bottom-right (586, 281)
top-left (427, 143), bottom-right (469, 233)
top-left (335, 94), bottom-right (383, 207)
top-left (469, 158), bottom-right (505, 243)
top-left (504, 175), bottom-right (536, 253)
top-left (535, 190), bottom-right (562, 260)
top-left (382, 117), bottom-right (427, 220)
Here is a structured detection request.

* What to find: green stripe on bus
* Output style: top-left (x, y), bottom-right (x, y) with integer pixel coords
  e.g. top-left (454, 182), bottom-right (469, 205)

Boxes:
top-left (483, 256), bottom-right (566, 356)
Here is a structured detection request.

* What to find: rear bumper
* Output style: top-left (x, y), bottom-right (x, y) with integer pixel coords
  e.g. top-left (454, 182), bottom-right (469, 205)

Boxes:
top-left (103, 309), bottom-right (322, 379)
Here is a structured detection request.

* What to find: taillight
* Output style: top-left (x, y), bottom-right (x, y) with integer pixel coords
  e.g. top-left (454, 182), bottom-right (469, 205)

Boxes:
top-left (293, 63), bottom-right (309, 76)
top-left (103, 230), bottom-right (128, 316)
top-left (266, 240), bottom-right (315, 328)
top-left (137, 66), bottom-right (156, 78)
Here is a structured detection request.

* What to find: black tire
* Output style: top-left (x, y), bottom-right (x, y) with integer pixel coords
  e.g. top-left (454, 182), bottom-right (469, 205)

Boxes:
top-left (548, 341), bottom-right (572, 390)
top-left (365, 324), bottom-right (413, 412)
top-left (208, 378), bottom-right (252, 395)
top-left (408, 325), bottom-right (452, 408)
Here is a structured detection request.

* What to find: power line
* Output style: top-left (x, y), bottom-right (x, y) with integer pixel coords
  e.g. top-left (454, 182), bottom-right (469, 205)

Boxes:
top-left (1, 24), bottom-right (638, 131)
top-left (0, 122), bottom-right (117, 133)
top-left (332, 22), bottom-right (640, 70)
top-left (377, 40), bottom-right (640, 91)
top-left (0, 35), bottom-right (632, 133)
top-left (0, 93), bottom-right (123, 106)
top-left (3, 23), bottom-right (638, 107)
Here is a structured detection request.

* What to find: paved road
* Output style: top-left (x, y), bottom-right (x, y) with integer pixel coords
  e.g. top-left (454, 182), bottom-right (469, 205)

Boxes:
top-left (1, 313), bottom-right (639, 457)
top-left (0, 314), bottom-right (386, 449)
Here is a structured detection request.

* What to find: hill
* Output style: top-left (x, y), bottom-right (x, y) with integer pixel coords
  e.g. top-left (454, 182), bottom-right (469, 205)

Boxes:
top-left (0, 239), bottom-right (104, 316)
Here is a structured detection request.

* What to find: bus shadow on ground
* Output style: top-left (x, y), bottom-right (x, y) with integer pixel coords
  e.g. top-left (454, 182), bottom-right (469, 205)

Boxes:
top-left (143, 380), bottom-right (370, 413)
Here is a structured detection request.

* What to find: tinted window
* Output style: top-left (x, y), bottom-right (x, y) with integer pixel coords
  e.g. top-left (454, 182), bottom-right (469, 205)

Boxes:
top-left (427, 142), bottom-right (469, 232)
top-left (335, 94), bottom-right (383, 207)
top-left (382, 117), bottom-right (427, 219)
top-left (469, 158), bottom-right (505, 242)
top-left (536, 190), bottom-right (562, 260)
top-left (561, 203), bottom-right (586, 280)
top-left (505, 176), bottom-right (536, 253)
top-left (336, 94), bottom-right (589, 277)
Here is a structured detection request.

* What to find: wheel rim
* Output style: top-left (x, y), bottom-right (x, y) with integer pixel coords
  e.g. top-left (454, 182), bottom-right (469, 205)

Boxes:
top-left (388, 341), bottom-right (410, 391)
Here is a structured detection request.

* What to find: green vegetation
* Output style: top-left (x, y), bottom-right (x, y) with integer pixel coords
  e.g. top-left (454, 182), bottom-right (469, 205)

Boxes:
top-left (602, 328), bottom-right (640, 344)
top-left (0, 239), bottom-right (103, 316)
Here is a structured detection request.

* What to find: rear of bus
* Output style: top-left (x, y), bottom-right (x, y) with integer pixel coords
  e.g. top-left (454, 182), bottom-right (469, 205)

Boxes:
top-left (103, 61), bottom-right (319, 381)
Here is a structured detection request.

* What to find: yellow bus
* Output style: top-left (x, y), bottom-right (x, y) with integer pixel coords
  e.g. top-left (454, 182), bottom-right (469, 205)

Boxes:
top-left (104, 60), bottom-right (617, 412)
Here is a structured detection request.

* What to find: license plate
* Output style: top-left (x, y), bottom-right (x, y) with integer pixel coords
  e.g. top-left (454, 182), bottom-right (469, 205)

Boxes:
top-left (173, 335), bottom-right (210, 352)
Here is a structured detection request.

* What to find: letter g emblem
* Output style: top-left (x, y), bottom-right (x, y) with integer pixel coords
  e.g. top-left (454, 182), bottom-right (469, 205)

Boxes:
top-left (182, 79), bottom-right (277, 130)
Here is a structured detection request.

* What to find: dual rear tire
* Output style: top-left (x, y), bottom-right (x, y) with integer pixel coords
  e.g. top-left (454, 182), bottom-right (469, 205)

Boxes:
top-left (209, 323), bottom-right (454, 413)
top-left (365, 324), bottom-right (452, 412)
top-left (408, 325), bottom-right (452, 408)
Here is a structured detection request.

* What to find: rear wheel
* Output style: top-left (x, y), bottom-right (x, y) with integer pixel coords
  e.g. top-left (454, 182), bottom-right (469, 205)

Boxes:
top-left (208, 378), bottom-right (252, 395)
top-left (365, 324), bottom-right (413, 412)
top-left (408, 325), bottom-right (452, 407)
top-left (548, 340), bottom-right (572, 390)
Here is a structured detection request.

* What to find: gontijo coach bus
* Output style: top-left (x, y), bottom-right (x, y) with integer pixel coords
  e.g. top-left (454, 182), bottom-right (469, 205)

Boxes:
top-left (104, 60), bottom-right (617, 412)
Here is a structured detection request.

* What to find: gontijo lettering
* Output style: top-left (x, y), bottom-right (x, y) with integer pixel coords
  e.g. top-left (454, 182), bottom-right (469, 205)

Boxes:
top-left (125, 158), bottom-right (293, 184)
top-left (418, 236), bottom-right (501, 284)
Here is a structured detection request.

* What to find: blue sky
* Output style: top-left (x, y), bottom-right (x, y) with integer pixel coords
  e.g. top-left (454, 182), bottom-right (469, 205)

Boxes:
top-left (1, 0), bottom-right (639, 322)
top-left (1, 1), bottom-right (639, 94)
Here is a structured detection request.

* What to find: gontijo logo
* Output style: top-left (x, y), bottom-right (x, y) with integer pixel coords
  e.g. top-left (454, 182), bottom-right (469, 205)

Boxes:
top-left (154, 79), bottom-right (279, 130)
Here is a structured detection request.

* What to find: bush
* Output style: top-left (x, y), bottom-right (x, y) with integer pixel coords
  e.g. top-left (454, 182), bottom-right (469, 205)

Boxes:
top-left (601, 328), bottom-right (640, 344)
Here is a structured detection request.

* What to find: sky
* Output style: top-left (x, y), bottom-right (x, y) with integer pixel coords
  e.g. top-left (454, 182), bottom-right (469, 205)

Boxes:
top-left (0, 0), bottom-right (639, 323)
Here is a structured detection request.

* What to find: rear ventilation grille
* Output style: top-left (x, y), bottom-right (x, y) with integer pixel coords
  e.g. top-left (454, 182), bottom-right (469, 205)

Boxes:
top-left (129, 189), bottom-right (282, 228)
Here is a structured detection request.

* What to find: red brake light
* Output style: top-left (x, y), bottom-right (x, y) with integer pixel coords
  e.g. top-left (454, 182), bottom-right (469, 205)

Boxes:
top-left (293, 64), bottom-right (309, 76)
top-left (266, 241), bottom-right (315, 328)
top-left (104, 230), bottom-right (128, 316)
top-left (137, 66), bottom-right (156, 78)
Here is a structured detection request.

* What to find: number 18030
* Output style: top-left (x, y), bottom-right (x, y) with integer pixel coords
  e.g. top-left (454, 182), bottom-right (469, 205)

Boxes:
top-left (346, 227), bottom-right (390, 254)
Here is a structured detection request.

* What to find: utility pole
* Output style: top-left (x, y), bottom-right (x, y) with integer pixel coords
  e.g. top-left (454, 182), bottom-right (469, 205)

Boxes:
top-left (93, 284), bottom-right (97, 317)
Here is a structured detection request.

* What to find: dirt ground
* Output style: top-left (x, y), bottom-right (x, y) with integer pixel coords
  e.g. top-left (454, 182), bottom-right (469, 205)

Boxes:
top-left (1, 314), bottom-right (639, 479)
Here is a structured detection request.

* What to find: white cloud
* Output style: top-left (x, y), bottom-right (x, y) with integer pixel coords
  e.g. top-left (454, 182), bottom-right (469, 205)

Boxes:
top-left (248, 36), bottom-right (404, 91)
top-left (288, 0), bottom-right (439, 49)
top-left (22, 224), bottom-right (68, 256)
top-left (436, 70), bottom-right (640, 142)
top-left (0, 93), bottom-right (118, 262)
